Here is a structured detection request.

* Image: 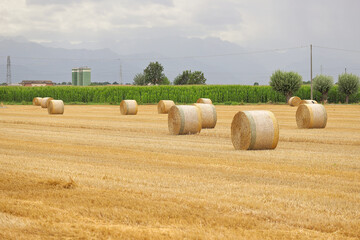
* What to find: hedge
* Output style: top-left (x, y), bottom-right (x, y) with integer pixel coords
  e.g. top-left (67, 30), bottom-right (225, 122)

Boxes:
top-left (0, 85), bottom-right (359, 104)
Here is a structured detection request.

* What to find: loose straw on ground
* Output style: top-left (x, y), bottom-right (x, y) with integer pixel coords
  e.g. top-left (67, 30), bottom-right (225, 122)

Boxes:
top-left (196, 98), bottom-right (212, 104)
top-left (48, 100), bottom-right (64, 114)
top-left (296, 104), bottom-right (327, 128)
top-left (158, 100), bottom-right (175, 114)
top-left (120, 100), bottom-right (138, 115)
top-left (168, 105), bottom-right (202, 135)
top-left (288, 96), bottom-right (301, 106)
top-left (33, 97), bottom-right (43, 106)
top-left (41, 97), bottom-right (54, 108)
top-left (193, 103), bottom-right (217, 128)
top-left (231, 110), bottom-right (279, 150)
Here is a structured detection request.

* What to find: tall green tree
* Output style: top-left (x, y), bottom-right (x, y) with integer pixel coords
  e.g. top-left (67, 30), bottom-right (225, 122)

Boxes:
top-left (174, 70), bottom-right (191, 85)
top-left (338, 73), bottom-right (360, 104)
top-left (161, 76), bottom-right (171, 85)
top-left (270, 70), bottom-right (302, 102)
top-left (174, 70), bottom-right (207, 85)
top-left (313, 75), bottom-right (333, 103)
top-left (189, 71), bottom-right (206, 84)
top-left (143, 62), bottom-right (168, 85)
top-left (133, 73), bottom-right (146, 85)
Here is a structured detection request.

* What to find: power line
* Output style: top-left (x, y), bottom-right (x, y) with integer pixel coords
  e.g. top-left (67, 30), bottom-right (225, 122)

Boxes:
top-left (0, 46), bottom-right (308, 61)
top-left (121, 46), bottom-right (308, 60)
top-left (0, 55), bottom-right (119, 61)
top-left (2, 45), bottom-right (360, 62)
top-left (313, 45), bottom-right (360, 53)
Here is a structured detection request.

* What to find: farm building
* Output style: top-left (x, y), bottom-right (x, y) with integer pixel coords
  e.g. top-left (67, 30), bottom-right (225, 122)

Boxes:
top-left (20, 80), bottom-right (54, 87)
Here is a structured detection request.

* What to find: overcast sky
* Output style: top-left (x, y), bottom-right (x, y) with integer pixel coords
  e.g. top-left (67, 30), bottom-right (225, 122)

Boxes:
top-left (1, 0), bottom-right (360, 51)
top-left (1, 0), bottom-right (360, 85)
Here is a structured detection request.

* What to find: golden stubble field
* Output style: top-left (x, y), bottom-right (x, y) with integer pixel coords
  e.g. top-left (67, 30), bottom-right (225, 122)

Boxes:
top-left (0, 104), bottom-right (359, 239)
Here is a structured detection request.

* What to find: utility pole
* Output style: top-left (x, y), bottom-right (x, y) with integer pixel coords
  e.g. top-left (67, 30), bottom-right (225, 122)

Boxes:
top-left (310, 44), bottom-right (313, 100)
top-left (6, 56), bottom-right (11, 85)
top-left (345, 67), bottom-right (347, 74)
top-left (119, 63), bottom-right (123, 85)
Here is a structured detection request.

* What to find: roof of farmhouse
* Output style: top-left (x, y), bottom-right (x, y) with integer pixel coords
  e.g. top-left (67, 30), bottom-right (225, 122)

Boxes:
top-left (21, 80), bottom-right (54, 84)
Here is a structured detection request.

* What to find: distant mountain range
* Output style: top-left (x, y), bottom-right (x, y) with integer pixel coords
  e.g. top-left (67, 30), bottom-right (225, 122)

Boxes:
top-left (0, 37), bottom-right (359, 85)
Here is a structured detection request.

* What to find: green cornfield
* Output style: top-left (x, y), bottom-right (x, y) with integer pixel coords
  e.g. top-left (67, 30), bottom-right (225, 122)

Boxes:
top-left (0, 85), bottom-right (359, 104)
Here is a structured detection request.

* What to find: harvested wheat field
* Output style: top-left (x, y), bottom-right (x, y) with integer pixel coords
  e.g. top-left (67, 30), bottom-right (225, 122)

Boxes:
top-left (0, 104), bottom-right (360, 239)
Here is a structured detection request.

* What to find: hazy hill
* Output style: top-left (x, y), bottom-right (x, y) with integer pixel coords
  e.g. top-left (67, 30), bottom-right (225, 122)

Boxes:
top-left (1, 37), bottom-right (359, 85)
top-left (0, 37), bottom-right (267, 85)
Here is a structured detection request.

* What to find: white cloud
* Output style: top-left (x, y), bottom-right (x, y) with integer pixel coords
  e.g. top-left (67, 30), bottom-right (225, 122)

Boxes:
top-left (236, 0), bottom-right (360, 49)
top-left (0, 0), bottom-right (359, 50)
top-left (26, 0), bottom-right (174, 6)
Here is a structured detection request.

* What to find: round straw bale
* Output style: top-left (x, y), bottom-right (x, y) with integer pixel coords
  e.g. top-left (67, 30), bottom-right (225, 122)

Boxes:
top-left (32, 97), bottom-right (43, 106)
top-left (41, 97), bottom-right (54, 108)
top-left (158, 100), bottom-right (175, 114)
top-left (120, 100), bottom-right (138, 115)
top-left (168, 105), bottom-right (202, 135)
top-left (296, 104), bottom-right (327, 128)
top-left (193, 103), bottom-right (217, 128)
top-left (288, 96), bottom-right (301, 106)
top-left (300, 99), bottom-right (317, 105)
top-left (48, 100), bottom-right (64, 114)
top-left (196, 98), bottom-right (212, 104)
top-left (231, 110), bottom-right (279, 150)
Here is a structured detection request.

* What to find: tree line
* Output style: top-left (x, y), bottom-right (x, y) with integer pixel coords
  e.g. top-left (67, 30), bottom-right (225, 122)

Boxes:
top-left (133, 62), bottom-right (207, 85)
top-left (270, 70), bottom-right (360, 104)
top-left (134, 62), bottom-right (359, 104)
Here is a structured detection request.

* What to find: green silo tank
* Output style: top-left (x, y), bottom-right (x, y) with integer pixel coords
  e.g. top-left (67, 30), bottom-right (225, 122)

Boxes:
top-left (78, 69), bottom-right (83, 86)
top-left (72, 68), bottom-right (78, 86)
top-left (82, 67), bottom-right (91, 86)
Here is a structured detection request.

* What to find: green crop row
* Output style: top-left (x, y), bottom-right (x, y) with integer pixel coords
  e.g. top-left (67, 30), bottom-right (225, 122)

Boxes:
top-left (0, 85), bottom-right (359, 104)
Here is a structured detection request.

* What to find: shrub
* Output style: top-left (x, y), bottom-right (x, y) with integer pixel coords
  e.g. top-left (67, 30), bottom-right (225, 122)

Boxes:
top-left (133, 73), bottom-right (146, 85)
top-left (174, 70), bottom-right (206, 85)
top-left (270, 70), bottom-right (302, 103)
top-left (313, 75), bottom-right (333, 103)
top-left (143, 62), bottom-right (168, 85)
top-left (338, 73), bottom-right (360, 103)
